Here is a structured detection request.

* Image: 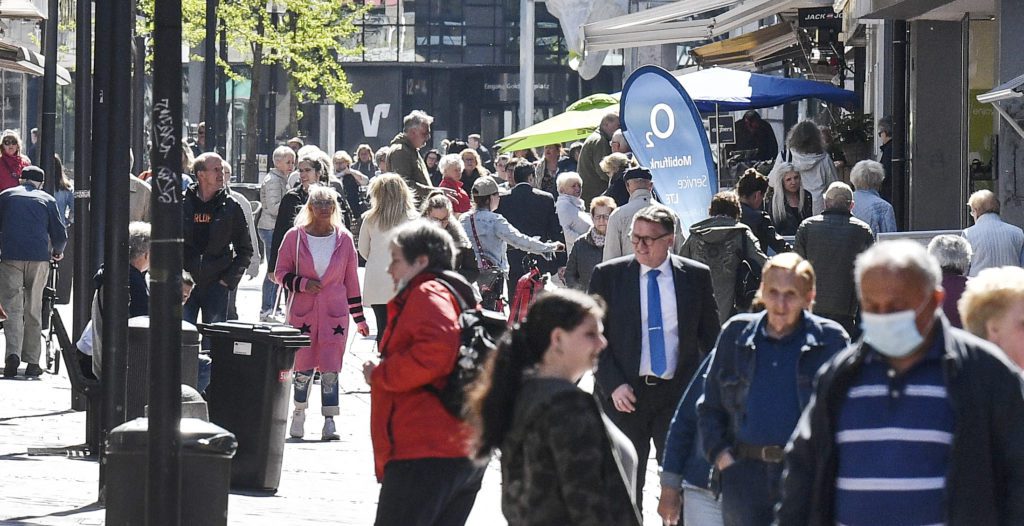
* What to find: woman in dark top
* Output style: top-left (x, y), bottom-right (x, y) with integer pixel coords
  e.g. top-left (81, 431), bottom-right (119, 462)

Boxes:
top-left (424, 149), bottom-right (442, 186)
top-left (766, 161), bottom-right (813, 236)
top-left (466, 290), bottom-right (642, 526)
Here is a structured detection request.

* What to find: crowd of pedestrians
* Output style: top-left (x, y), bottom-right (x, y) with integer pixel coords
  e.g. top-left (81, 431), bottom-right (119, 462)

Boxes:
top-left (6, 107), bottom-right (1024, 526)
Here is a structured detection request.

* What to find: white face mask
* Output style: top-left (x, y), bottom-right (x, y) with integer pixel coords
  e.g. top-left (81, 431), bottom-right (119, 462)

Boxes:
top-left (861, 297), bottom-right (933, 358)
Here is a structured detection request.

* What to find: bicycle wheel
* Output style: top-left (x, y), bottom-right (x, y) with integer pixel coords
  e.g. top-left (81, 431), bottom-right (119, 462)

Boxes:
top-left (44, 325), bottom-right (61, 375)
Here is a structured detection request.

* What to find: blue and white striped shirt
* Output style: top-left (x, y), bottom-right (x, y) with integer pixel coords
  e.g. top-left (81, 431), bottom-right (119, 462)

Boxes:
top-left (963, 213), bottom-right (1024, 277)
top-left (834, 336), bottom-right (953, 526)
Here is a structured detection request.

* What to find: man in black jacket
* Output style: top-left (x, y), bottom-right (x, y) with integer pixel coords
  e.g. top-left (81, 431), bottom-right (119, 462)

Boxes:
top-left (737, 169), bottom-right (789, 254)
top-left (183, 152), bottom-right (254, 360)
top-left (777, 240), bottom-right (1024, 526)
top-left (588, 207), bottom-right (720, 511)
top-left (496, 159), bottom-right (564, 304)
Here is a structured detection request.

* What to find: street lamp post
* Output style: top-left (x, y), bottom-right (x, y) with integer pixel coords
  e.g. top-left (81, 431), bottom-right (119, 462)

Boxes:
top-left (204, 0), bottom-right (218, 154)
top-left (266, 1), bottom-right (285, 154)
top-left (38, 0), bottom-right (58, 194)
top-left (519, 0), bottom-right (535, 129)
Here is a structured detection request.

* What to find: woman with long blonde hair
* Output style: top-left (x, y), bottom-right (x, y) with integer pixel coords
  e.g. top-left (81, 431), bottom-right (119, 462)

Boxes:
top-left (277, 184), bottom-right (369, 439)
top-left (358, 173), bottom-right (419, 341)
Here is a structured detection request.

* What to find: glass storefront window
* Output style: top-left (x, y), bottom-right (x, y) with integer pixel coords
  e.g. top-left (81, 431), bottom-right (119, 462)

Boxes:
top-left (2, 72), bottom-right (23, 132)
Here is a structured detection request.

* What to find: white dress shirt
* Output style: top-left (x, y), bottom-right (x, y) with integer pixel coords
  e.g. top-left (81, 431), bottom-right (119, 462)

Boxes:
top-left (639, 257), bottom-right (680, 379)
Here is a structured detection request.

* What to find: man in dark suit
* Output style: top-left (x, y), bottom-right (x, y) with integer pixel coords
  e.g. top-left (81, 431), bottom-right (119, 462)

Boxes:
top-left (496, 159), bottom-right (565, 304)
top-left (588, 206), bottom-right (720, 511)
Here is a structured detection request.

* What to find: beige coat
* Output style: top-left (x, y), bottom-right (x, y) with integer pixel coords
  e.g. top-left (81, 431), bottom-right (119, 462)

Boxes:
top-left (129, 175), bottom-right (151, 222)
top-left (357, 213), bottom-right (416, 306)
top-left (602, 188), bottom-right (685, 261)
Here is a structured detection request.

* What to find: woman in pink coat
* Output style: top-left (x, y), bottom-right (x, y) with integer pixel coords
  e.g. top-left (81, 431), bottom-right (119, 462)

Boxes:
top-left (275, 184), bottom-right (369, 440)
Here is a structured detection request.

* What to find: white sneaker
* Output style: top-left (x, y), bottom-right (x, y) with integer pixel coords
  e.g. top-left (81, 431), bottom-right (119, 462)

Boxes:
top-left (289, 409), bottom-right (306, 438)
top-left (322, 417), bottom-right (339, 441)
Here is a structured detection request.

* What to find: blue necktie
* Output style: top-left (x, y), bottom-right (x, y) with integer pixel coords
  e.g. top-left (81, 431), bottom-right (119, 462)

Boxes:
top-left (647, 269), bottom-right (667, 376)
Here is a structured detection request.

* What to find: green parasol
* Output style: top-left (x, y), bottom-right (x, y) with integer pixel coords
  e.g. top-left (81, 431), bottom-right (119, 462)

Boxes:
top-left (495, 93), bottom-right (619, 153)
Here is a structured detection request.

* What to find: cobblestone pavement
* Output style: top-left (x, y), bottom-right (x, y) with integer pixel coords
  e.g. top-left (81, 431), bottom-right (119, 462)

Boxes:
top-left (0, 266), bottom-right (663, 525)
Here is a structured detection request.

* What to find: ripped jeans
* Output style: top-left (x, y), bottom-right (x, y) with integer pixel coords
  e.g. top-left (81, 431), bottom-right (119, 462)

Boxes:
top-left (293, 369), bottom-right (340, 416)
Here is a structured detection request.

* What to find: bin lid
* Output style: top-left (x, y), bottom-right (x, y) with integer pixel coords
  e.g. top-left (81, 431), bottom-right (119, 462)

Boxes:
top-left (197, 321), bottom-right (310, 348)
top-left (106, 417), bottom-right (237, 456)
top-left (128, 317), bottom-right (201, 344)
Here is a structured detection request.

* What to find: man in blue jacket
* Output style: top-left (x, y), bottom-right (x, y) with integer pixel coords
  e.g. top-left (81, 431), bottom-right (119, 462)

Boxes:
top-left (0, 166), bottom-right (67, 377)
top-left (697, 253), bottom-right (849, 526)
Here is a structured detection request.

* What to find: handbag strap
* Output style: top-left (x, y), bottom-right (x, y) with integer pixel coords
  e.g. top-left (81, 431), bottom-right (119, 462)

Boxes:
top-left (468, 214), bottom-right (489, 269)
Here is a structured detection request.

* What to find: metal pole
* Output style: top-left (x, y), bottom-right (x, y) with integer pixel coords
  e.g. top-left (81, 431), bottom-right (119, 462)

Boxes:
top-left (715, 103), bottom-right (722, 187)
top-left (39, 0), bottom-right (58, 194)
top-left (99, 0), bottom-right (132, 500)
top-left (267, 10), bottom-right (279, 154)
top-left (73, 0), bottom-right (92, 344)
top-left (92, 0), bottom-right (112, 496)
top-left (218, 19), bottom-right (228, 159)
top-left (148, 0), bottom-right (184, 518)
top-left (132, 35), bottom-right (146, 175)
top-left (519, 0), bottom-right (534, 128)
top-left (204, 0), bottom-right (218, 154)
top-left (91, 0), bottom-right (111, 289)
top-left (892, 20), bottom-right (908, 230)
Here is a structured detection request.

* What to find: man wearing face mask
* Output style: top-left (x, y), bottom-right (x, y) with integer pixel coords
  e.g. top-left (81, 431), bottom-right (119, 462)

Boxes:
top-left (777, 240), bottom-right (1024, 526)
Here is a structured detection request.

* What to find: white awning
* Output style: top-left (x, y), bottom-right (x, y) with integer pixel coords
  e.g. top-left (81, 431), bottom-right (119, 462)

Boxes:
top-left (584, 0), bottom-right (797, 52)
top-left (0, 0), bottom-right (45, 20)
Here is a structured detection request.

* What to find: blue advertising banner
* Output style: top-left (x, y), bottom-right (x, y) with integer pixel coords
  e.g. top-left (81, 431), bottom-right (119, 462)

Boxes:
top-left (619, 65), bottom-right (717, 232)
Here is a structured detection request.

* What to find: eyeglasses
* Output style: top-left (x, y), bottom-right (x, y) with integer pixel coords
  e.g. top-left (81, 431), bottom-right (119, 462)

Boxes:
top-left (2, 140), bottom-right (16, 146)
top-left (310, 199), bottom-right (335, 209)
top-left (593, 214), bottom-right (611, 221)
top-left (630, 232), bottom-right (671, 246)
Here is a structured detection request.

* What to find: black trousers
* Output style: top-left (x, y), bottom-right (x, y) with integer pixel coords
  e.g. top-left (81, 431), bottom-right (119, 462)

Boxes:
top-left (374, 457), bottom-right (486, 526)
top-left (372, 304), bottom-right (388, 344)
top-left (602, 376), bottom-right (685, 512)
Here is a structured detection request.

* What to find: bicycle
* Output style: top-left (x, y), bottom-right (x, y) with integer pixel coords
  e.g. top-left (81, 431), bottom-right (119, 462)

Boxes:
top-left (41, 260), bottom-right (71, 375)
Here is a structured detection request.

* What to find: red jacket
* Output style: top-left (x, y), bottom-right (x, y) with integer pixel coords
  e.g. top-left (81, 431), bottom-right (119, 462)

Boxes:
top-left (439, 177), bottom-right (471, 214)
top-left (369, 271), bottom-right (471, 481)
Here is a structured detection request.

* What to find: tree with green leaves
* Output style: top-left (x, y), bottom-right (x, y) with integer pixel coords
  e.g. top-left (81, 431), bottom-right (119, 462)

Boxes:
top-left (139, 0), bottom-right (367, 180)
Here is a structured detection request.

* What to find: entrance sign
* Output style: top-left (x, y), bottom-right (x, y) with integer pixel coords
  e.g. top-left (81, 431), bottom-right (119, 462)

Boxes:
top-left (619, 65), bottom-right (718, 231)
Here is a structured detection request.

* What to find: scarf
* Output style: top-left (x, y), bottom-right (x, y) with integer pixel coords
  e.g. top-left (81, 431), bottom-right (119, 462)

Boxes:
top-left (1, 153), bottom-right (26, 181)
top-left (591, 230), bottom-right (606, 247)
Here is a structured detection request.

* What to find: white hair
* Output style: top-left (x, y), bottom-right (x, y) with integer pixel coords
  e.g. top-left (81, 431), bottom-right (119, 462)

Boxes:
top-left (823, 182), bottom-right (854, 211)
top-left (556, 171), bottom-right (583, 194)
top-left (850, 160), bottom-right (885, 191)
top-left (438, 153), bottom-right (464, 174)
top-left (927, 234), bottom-right (973, 275)
top-left (403, 110), bottom-right (434, 132)
top-left (272, 145), bottom-right (295, 162)
top-left (855, 240), bottom-right (942, 297)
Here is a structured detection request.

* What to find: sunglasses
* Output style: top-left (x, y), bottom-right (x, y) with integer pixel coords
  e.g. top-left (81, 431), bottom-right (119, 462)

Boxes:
top-left (310, 199), bottom-right (335, 209)
top-left (2, 140), bottom-right (16, 146)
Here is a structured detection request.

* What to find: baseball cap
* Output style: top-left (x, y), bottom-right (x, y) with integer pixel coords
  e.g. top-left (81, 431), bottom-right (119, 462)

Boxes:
top-left (471, 176), bottom-right (510, 197)
top-left (623, 166), bottom-right (653, 181)
top-left (20, 166), bottom-right (44, 184)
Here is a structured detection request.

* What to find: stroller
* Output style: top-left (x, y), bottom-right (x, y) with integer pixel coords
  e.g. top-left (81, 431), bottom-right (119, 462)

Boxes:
top-left (508, 256), bottom-right (548, 325)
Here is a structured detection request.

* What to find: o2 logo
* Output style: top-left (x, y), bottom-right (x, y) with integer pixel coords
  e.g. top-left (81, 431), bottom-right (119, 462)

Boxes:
top-left (645, 103), bottom-right (675, 148)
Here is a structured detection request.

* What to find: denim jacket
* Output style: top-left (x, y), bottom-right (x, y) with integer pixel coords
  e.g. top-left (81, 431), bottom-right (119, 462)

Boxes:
top-left (661, 354), bottom-right (714, 491)
top-left (697, 311), bottom-right (849, 463)
top-left (460, 208), bottom-right (557, 273)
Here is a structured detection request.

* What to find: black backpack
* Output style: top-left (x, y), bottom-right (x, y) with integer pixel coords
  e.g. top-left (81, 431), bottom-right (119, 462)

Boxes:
top-left (423, 270), bottom-right (509, 419)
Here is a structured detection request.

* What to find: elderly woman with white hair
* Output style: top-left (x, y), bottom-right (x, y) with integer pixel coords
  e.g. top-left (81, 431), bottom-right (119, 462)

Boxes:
top-left (959, 266), bottom-right (1024, 368)
top-left (927, 234), bottom-right (972, 328)
top-left (554, 171), bottom-right (592, 252)
top-left (850, 160), bottom-right (897, 234)
top-left (437, 153), bottom-right (470, 214)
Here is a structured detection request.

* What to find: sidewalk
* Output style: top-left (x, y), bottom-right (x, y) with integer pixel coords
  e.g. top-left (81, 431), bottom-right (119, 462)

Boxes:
top-left (0, 266), bottom-right (663, 525)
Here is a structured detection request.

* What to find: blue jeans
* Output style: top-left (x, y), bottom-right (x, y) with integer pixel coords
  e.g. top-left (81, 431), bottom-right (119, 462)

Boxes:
top-left (720, 459), bottom-right (783, 526)
top-left (258, 228), bottom-right (278, 314)
top-left (683, 484), bottom-right (724, 526)
top-left (293, 369), bottom-right (340, 416)
top-left (183, 281), bottom-right (229, 351)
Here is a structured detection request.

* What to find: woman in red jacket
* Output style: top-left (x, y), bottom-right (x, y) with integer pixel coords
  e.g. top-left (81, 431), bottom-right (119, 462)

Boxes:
top-left (362, 220), bottom-right (485, 526)
top-left (276, 184), bottom-right (369, 440)
top-left (0, 130), bottom-right (31, 191)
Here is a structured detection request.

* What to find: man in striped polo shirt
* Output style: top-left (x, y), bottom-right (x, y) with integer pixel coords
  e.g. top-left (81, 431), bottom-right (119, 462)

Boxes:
top-left (777, 240), bottom-right (1024, 525)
